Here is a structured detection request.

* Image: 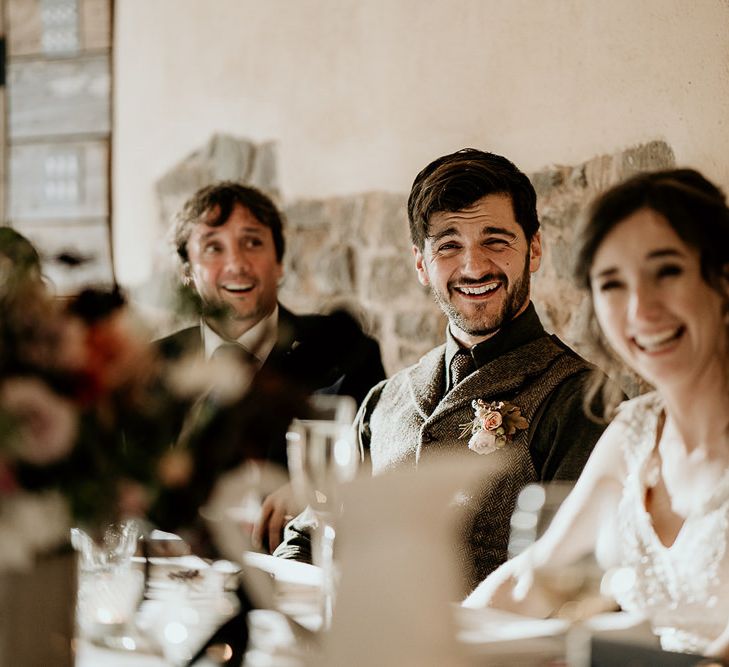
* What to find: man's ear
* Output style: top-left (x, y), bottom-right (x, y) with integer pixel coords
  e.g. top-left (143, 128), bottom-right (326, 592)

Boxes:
top-left (413, 245), bottom-right (430, 287)
top-left (528, 231), bottom-right (542, 273)
top-left (181, 262), bottom-right (193, 287)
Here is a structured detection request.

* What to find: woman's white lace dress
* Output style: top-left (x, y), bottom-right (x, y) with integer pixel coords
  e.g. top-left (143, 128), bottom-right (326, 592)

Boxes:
top-left (610, 392), bottom-right (729, 654)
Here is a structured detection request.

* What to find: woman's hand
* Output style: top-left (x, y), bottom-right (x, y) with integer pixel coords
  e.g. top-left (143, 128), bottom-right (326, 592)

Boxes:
top-left (463, 558), bottom-right (527, 610)
top-left (463, 549), bottom-right (555, 617)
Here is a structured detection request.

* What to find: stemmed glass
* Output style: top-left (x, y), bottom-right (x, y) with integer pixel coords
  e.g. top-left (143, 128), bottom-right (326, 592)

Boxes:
top-left (285, 395), bottom-right (358, 630)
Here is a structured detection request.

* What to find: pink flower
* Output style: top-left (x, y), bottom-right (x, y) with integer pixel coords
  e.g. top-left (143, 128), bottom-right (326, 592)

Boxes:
top-left (468, 429), bottom-right (500, 455)
top-left (0, 377), bottom-right (77, 465)
top-left (481, 411), bottom-right (503, 430)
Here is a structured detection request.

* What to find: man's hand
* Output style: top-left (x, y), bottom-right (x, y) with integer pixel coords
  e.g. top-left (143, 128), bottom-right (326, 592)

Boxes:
top-left (252, 482), bottom-right (301, 553)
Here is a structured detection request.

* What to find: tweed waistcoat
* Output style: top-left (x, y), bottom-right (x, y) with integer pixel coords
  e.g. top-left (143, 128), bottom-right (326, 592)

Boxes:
top-left (362, 334), bottom-right (593, 590)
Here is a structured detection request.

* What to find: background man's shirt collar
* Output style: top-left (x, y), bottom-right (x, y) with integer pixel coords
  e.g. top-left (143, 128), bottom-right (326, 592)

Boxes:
top-left (201, 305), bottom-right (279, 363)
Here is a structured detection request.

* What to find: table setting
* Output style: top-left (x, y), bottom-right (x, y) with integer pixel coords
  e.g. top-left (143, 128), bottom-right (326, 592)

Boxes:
top-left (72, 540), bottom-right (656, 667)
top-left (72, 395), bottom-right (354, 667)
top-left (3, 385), bottom-right (661, 667)
top-left (0, 278), bottom-right (681, 667)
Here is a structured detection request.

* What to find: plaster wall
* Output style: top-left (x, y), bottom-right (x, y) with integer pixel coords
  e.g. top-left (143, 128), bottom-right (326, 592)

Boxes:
top-left (113, 0), bottom-right (729, 287)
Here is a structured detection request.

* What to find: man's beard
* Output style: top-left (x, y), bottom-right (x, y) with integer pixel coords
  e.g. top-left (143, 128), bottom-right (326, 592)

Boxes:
top-left (431, 256), bottom-right (531, 338)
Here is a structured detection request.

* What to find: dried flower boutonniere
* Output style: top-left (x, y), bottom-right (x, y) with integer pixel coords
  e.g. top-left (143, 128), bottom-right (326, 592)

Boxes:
top-left (459, 399), bottom-right (529, 455)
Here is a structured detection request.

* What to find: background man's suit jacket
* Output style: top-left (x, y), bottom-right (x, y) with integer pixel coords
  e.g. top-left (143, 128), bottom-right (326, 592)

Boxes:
top-left (157, 305), bottom-right (385, 408)
top-left (151, 305), bottom-right (385, 536)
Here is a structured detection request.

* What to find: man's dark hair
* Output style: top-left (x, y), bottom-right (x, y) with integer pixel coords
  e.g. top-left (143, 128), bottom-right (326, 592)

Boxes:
top-left (407, 148), bottom-right (539, 250)
top-left (174, 182), bottom-right (285, 267)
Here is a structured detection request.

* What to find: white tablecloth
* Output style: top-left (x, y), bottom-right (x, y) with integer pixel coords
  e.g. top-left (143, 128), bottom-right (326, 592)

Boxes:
top-left (75, 552), bottom-right (650, 667)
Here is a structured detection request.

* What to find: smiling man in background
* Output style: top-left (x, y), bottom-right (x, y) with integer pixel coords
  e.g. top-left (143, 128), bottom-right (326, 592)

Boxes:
top-left (156, 182), bottom-right (385, 551)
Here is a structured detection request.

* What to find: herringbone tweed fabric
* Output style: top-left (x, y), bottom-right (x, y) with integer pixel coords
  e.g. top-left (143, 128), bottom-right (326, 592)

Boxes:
top-left (358, 334), bottom-right (595, 592)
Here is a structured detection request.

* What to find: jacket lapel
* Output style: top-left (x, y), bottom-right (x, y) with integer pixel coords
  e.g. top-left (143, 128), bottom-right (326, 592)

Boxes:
top-left (405, 345), bottom-right (447, 419)
top-left (260, 305), bottom-right (298, 371)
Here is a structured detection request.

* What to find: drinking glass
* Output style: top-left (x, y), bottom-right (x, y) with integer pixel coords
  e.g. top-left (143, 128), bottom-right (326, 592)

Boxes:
top-left (285, 395), bottom-right (358, 629)
top-left (72, 519), bottom-right (145, 644)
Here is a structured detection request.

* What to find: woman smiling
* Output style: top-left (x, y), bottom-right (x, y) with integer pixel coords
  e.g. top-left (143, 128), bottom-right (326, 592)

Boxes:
top-left (465, 168), bottom-right (729, 660)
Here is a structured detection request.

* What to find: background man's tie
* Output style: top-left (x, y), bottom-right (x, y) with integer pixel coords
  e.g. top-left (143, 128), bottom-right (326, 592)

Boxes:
top-left (212, 342), bottom-right (259, 367)
top-left (175, 343), bottom-right (259, 448)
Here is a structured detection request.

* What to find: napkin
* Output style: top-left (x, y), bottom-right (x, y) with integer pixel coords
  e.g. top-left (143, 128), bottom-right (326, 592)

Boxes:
top-left (321, 454), bottom-right (483, 667)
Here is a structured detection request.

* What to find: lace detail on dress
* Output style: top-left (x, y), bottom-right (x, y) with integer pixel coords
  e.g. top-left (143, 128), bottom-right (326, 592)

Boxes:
top-left (612, 392), bottom-right (729, 654)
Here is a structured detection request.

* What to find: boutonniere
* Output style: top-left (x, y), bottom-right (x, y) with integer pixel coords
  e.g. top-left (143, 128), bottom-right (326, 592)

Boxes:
top-left (459, 399), bottom-right (529, 455)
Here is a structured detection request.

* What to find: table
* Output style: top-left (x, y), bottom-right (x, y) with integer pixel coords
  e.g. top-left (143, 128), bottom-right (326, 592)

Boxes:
top-left (74, 553), bottom-right (319, 667)
top-left (74, 552), bottom-right (654, 667)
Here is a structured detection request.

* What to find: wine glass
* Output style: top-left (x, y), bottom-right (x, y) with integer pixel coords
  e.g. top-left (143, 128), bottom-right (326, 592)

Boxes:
top-left (285, 394), bottom-right (358, 629)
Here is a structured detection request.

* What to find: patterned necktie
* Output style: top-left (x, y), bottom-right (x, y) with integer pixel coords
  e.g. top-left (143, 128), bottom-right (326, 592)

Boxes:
top-left (450, 350), bottom-right (475, 389)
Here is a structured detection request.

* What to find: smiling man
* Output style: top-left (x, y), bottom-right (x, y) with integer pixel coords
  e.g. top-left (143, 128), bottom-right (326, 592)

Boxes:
top-left (156, 182), bottom-right (385, 551)
top-left (166, 181), bottom-right (384, 417)
top-left (185, 201), bottom-right (283, 342)
top-left (351, 149), bottom-right (609, 590)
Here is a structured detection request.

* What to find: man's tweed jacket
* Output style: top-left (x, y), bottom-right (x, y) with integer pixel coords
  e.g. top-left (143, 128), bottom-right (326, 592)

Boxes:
top-left (358, 329), bottom-right (603, 591)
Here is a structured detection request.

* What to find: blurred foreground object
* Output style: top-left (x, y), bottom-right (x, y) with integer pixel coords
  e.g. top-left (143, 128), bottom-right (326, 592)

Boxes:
top-left (285, 395), bottom-right (358, 629)
top-left (508, 482), bottom-right (616, 622)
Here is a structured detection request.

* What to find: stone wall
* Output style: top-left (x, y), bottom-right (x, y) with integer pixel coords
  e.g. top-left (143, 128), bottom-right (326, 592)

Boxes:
top-left (280, 192), bottom-right (443, 374)
top-left (154, 137), bottom-right (675, 376)
top-left (156, 134), bottom-right (280, 241)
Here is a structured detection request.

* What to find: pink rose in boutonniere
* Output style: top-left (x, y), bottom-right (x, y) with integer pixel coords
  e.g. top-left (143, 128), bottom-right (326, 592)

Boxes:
top-left (481, 410), bottom-right (502, 430)
top-left (459, 399), bottom-right (529, 455)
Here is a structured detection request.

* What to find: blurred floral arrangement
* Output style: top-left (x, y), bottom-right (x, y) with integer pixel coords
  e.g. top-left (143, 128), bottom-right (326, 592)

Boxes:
top-left (0, 226), bottom-right (355, 578)
top-left (0, 228), bottom-right (204, 572)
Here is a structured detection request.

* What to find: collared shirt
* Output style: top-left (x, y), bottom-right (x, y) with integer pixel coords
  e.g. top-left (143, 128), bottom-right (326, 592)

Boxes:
top-left (444, 302), bottom-right (546, 392)
top-left (201, 305), bottom-right (279, 363)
